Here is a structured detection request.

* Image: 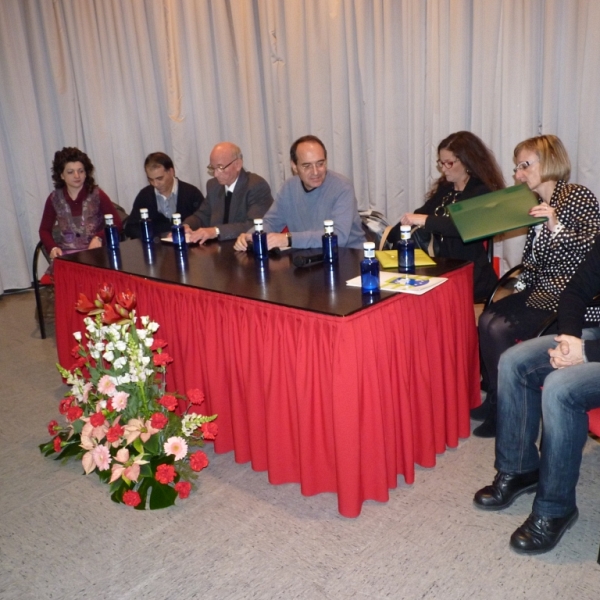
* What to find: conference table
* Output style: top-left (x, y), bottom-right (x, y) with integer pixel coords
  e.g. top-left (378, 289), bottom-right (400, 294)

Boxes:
top-left (53, 239), bottom-right (479, 517)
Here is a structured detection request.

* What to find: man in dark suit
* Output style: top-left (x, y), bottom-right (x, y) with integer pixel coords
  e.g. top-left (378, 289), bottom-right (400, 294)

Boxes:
top-left (184, 142), bottom-right (273, 243)
top-left (125, 152), bottom-right (204, 239)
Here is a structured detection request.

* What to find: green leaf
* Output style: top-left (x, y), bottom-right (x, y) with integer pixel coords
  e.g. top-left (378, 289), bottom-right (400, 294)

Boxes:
top-left (148, 480), bottom-right (177, 510)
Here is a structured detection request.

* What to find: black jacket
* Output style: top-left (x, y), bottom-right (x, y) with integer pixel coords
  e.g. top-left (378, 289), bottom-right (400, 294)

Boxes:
top-left (125, 179), bottom-right (205, 238)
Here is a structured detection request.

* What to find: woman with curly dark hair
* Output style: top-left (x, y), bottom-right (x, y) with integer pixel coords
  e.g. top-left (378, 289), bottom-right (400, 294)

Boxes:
top-left (39, 147), bottom-right (121, 259)
top-left (388, 131), bottom-right (505, 301)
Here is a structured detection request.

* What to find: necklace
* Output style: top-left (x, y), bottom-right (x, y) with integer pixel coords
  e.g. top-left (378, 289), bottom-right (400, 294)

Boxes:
top-left (434, 189), bottom-right (462, 217)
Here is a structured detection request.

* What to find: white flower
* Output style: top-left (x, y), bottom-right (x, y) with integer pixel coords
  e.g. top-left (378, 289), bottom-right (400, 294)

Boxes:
top-left (141, 356), bottom-right (151, 367)
top-left (116, 373), bottom-right (131, 385)
top-left (90, 350), bottom-right (100, 360)
top-left (144, 338), bottom-right (154, 348)
top-left (148, 322), bottom-right (159, 333)
top-left (103, 350), bottom-right (114, 363)
top-left (141, 316), bottom-right (149, 326)
top-left (94, 342), bottom-right (105, 352)
top-left (137, 330), bottom-right (148, 340)
top-left (113, 357), bottom-right (127, 370)
top-left (115, 340), bottom-right (126, 352)
top-left (73, 331), bottom-right (82, 341)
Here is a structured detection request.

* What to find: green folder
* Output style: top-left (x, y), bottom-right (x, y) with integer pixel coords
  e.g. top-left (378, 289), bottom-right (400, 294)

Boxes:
top-left (447, 184), bottom-right (546, 243)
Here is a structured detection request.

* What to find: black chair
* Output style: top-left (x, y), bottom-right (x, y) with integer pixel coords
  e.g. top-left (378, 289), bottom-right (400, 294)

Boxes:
top-left (33, 202), bottom-right (129, 338)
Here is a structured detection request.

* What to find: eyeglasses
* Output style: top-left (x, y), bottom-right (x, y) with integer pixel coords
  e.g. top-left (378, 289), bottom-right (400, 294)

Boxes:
top-left (436, 159), bottom-right (460, 169)
top-left (298, 160), bottom-right (327, 173)
top-left (513, 159), bottom-right (539, 174)
top-left (207, 158), bottom-right (238, 175)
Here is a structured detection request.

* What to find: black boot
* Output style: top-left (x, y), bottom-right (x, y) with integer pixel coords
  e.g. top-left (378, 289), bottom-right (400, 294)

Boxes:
top-left (470, 396), bottom-right (489, 421)
top-left (473, 391), bottom-right (496, 437)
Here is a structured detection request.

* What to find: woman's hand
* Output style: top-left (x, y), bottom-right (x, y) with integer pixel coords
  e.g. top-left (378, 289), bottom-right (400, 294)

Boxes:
top-left (88, 236), bottom-right (103, 249)
top-left (400, 213), bottom-right (427, 227)
top-left (529, 202), bottom-right (558, 232)
top-left (49, 247), bottom-right (63, 260)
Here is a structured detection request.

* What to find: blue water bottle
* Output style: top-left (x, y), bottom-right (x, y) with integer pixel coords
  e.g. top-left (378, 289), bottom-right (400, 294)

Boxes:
top-left (252, 218), bottom-right (268, 260)
top-left (322, 219), bottom-right (338, 264)
top-left (171, 213), bottom-right (186, 249)
top-left (360, 242), bottom-right (380, 294)
top-left (139, 208), bottom-right (154, 243)
top-left (104, 214), bottom-right (120, 250)
top-left (397, 225), bottom-right (415, 274)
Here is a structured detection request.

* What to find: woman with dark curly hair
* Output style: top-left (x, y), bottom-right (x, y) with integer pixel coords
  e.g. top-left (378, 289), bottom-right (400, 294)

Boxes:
top-left (39, 147), bottom-right (122, 259)
top-left (388, 131), bottom-right (505, 301)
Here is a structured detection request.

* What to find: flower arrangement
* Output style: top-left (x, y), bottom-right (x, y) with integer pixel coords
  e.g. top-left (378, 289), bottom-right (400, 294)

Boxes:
top-left (40, 283), bottom-right (218, 509)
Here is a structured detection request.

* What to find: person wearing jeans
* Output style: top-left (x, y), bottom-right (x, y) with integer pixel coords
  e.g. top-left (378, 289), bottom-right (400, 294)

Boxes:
top-left (473, 235), bottom-right (600, 554)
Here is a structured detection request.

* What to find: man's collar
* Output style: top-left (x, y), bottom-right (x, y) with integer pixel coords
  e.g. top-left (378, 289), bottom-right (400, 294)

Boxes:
top-left (154, 177), bottom-right (179, 200)
top-left (225, 175), bottom-right (240, 195)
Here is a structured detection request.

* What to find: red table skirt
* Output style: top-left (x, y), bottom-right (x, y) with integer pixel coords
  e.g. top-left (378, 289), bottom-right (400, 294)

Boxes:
top-left (54, 260), bottom-right (479, 517)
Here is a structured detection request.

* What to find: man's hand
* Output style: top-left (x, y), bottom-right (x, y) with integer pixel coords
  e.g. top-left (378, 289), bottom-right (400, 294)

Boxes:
top-left (548, 334), bottom-right (584, 369)
top-left (233, 233), bottom-right (251, 251)
top-left (188, 227), bottom-right (219, 245)
top-left (266, 232), bottom-right (289, 250)
top-left (400, 213), bottom-right (427, 227)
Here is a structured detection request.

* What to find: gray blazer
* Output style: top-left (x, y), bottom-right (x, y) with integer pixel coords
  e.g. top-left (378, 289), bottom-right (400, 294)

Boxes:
top-left (184, 168), bottom-right (273, 240)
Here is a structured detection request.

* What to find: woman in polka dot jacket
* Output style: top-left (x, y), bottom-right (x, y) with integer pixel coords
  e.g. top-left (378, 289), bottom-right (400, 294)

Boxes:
top-left (475, 135), bottom-right (600, 438)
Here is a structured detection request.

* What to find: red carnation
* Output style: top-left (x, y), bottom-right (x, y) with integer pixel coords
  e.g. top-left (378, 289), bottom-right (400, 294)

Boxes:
top-left (71, 344), bottom-right (81, 358)
top-left (106, 398), bottom-right (114, 412)
top-left (190, 450), bottom-right (209, 472)
top-left (89, 412), bottom-right (106, 427)
top-left (106, 423), bottom-right (124, 443)
top-left (187, 389), bottom-right (205, 405)
top-left (155, 463), bottom-right (176, 484)
top-left (123, 490), bottom-right (141, 507)
top-left (158, 394), bottom-right (178, 412)
top-left (97, 283), bottom-right (115, 304)
top-left (201, 422), bottom-right (218, 440)
top-left (151, 338), bottom-right (168, 351)
top-left (47, 420), bottom-right (60, 436)
top-left (116, 290), bottom-right (136, 311)
top-left (153, 352), bottom-right (173, 367)
top-left (71, 356), bottom-right (87, 370)
top-left (174, 481), bottom-right (192, 499)
top-left (59, 398), bottom-right (72, 415)
top-left (53, 436), bottom-right (62, 452)
top-left (150, 412), bottom-right (169, 430)
top-left (66, 405), bottom-right (83, 422)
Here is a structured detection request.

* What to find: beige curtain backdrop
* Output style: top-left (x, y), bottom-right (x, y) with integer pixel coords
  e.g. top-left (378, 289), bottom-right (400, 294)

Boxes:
top-left (1, 0), bottom-right (600, 292)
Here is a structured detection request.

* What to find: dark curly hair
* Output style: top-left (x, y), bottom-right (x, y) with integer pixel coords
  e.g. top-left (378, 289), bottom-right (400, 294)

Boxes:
top-left (51, 147), bottom-right (96, 190)
top-left (428, 131), bottom-right (505, 198)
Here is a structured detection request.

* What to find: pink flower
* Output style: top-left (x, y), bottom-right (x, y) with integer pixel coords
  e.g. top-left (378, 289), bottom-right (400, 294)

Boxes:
top-left (201, 422), bottom-right (218, 440)
top-left (150, 412), bottom-right (168, 430)
top-left (112, 391), bottom-right (129, 412)
top-left (158, 395), bottom-right (178, 412)
top-left (164, 436), bottom-right (188, 461)
top-left (190, 451), bottom-right (209, 472)
top-left (123, 418), bottom-right (160, 444)
top-left (175, 481), bottom-right (192, 499)
top-left (187, 389), bottom-right (205, 405)
top-left (155, 464), bottom-right (176, 484)
top-left (47, 420), bottom-right (59, 436)
top-left (123, 490), bottom-right (141, 507)
top-left (109, 448), bottom-right (148, 483)
top-left (82, 382), bottom-right (93, 403)
top-left (91, 445), bottom-right (111, 471)
top-left (98, 375), bottom-right (116, 396)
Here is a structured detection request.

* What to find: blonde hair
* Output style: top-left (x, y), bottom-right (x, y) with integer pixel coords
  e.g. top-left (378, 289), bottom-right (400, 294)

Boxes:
top-left (513, 135), bottom-right (571, 183)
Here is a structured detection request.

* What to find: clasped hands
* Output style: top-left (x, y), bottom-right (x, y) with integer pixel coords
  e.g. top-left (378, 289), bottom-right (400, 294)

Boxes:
top-left (548, 334), bottom-right (584, 369)
top-left (233, 232), bottom-right (288, 252)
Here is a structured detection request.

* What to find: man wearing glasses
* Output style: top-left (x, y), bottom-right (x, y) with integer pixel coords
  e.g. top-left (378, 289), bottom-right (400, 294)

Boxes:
top-left (184, 142), bottom-right (273, 244)
top-left (125, 152), bottom-right (205, 239)
top-left (233, 135), bottom-right (365, 251)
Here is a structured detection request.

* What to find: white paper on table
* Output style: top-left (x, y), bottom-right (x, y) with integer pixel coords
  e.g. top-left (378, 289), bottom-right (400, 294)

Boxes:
top-left (345, 273), bottom-right (447, 295)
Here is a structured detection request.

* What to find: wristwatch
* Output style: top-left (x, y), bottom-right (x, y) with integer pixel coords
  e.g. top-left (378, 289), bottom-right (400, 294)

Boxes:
top-left (214, 227), bottom-right (220, 237)
top-left (286, 232), bottom-right (292, 247)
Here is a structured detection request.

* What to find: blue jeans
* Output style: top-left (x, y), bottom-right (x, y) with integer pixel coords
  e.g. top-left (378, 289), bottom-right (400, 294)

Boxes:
top-left (495, 329), bottom-right (600, 518)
